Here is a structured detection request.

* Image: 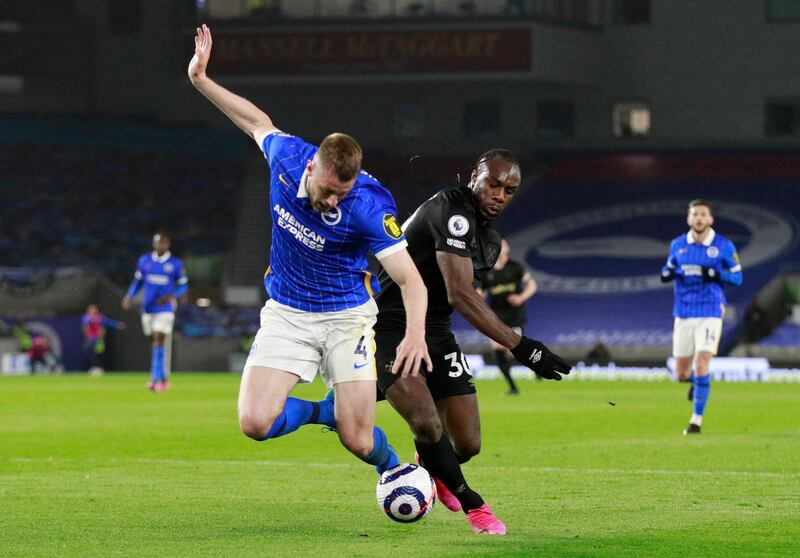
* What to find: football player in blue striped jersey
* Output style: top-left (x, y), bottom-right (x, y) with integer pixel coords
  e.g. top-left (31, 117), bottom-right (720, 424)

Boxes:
top-left (122, 232), bottom-right (188, 392)
top-left (188, 24), bottom-right (431, 474)
top-left (661, 199), bottom-right (742, 434)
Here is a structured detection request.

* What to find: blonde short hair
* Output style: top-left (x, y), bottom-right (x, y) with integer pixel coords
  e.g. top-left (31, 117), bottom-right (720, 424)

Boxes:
top-left (318, 133), bottom-right (362, 182)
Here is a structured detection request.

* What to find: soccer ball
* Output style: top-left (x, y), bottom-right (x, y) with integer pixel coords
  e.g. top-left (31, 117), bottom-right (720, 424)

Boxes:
top-left (376, 464), bottom-right (436, 523)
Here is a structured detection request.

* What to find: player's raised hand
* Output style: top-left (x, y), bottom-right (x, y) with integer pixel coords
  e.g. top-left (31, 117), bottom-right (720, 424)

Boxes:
top-left (121, 296), bottom-right (132, 311)
top-left (188, 24), bottom-right (213, 84)
top-left (392, 332), bottom-right (433, 378)
top-left (511, 336), bottom-right (572, 381)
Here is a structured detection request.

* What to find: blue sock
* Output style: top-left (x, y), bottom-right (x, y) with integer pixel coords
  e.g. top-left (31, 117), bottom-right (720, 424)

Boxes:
top-left (260, 397), bottom-right (322, 440)
top-left (315, 397), bottom-right (336, 427)
top-left (150, 346), bottom-right (164, 383)
top-left (362, 426), bottom-right (400, 474)
top-left (693, 375), bottom-right (711, 416)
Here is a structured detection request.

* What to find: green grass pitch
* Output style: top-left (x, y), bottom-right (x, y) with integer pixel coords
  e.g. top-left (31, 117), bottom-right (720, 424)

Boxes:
top-left (1, 374), bottom-right (798, 557)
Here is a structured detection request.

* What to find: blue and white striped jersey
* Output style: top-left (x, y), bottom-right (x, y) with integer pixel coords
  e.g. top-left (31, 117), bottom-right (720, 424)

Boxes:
top-left (260, 131), bottom-right (407, 312)
top-left (125, 251), bottom-right (188, 314)
top-left (663, 228), bottom-right (742, 318)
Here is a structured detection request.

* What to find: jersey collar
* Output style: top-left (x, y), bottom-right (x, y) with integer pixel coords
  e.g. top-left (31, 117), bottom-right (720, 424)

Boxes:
top-left (297, 168), bottom-right (309, 199)
top-left (151, 250), bottom-right (172, 263)
top-left (687, 227), bottom-right (715, 246)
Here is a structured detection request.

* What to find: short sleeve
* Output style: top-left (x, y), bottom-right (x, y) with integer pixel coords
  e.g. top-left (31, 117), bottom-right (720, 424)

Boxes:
top-left (724, 240), bottom-right (742, 272)
top-left (353, 185), bottom-right (408, 260)
top-left (260, 131), bottom-right (317, 173)
top-left (665, 239), bottom-right (679, 268)
top-left (518, 262), bottom-right (532, 283)
top-left (429, 198), bottom-right (475, 258)
top-left (174, 259), bottom-right (188, 285)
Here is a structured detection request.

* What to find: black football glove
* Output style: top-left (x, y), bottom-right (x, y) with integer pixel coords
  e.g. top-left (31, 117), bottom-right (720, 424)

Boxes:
top-left (511, 336), bottom-right (572, 381)
top-left (661, 267), bottom-right (685, 283)
top-left (701, 266), bottom-right (721, 283)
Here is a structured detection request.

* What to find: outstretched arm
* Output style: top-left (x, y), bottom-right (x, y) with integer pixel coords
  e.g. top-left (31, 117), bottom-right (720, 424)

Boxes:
top-left (438, 252), bottom-right (520, 348)
top-left (188, 24), bottom-right (277, 144)
top-left (437, 251), bottom-right (570, 380)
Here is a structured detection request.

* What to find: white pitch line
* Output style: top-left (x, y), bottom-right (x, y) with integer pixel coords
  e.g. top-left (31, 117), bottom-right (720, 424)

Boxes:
top-left (4, 457), bottom-right (799, 479)
top-left (479, 465), bottom-right (800, 479)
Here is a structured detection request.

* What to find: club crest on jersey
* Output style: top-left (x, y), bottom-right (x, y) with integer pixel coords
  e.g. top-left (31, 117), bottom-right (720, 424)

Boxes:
top-left (163, 263), bottom-right (174, 273)
top-left (706, 246), bottom-right (719, 258)
top-left (447, 215), bottom-right (469, 237)
top-left (322, 207), bottom-right (342, 226)
top-left (383, 214), bottom-right (403, 239)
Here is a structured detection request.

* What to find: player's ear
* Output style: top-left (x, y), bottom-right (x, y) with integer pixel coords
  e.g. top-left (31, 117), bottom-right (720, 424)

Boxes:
top-left (708, 213), bottom-right (714, 226)
top-left (306, 158), bottom-right (315, 175)
top-left (470, 168), bottom-right (479, 189)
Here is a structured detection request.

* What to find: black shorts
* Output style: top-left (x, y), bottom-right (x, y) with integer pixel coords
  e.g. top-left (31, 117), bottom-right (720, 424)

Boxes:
top-left (375, 328), bottom-right (476, 401)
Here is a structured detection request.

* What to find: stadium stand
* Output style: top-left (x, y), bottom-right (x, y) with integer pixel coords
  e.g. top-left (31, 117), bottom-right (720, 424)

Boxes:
top-left (0, 117), bottom-right (246, 285)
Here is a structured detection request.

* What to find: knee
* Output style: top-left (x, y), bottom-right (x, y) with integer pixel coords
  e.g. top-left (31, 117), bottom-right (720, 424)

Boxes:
top-left (407, 412), bottom-right (443, 445)
top-left (454, 440), bottom-right (481, 462)
top-left (695, 358), bottom-right (712, 375)
top-left (338, 431), bottom-right (374, 459)
top-left (239, 410), bottom-right (277, 441)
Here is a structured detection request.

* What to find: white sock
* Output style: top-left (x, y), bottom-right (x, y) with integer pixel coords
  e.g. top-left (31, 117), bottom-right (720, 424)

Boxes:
top-left (690, 413), bottom-right (703, 426)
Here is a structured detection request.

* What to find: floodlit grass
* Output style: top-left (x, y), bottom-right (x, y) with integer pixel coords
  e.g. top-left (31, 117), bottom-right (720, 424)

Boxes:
top-left (1, 374), bottom-right (798, 557)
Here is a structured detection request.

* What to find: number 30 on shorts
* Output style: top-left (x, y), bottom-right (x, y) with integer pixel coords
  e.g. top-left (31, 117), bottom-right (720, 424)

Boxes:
top-left (444, 351), bottom-right (469, 378)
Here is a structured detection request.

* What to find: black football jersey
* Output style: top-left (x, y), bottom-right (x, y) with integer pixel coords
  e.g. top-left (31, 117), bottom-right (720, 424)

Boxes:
top-left (480, 260), bottom-right (529, 326)
top-left (375, 185), bottom-right (502, 337)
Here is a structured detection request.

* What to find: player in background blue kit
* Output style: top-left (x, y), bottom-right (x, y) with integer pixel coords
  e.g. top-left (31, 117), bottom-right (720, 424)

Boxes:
top-left (188, 25), bottom-right (431, 475)
top-left (122, 232), bottom-right (188, 392)
top-left (661, 199), bottom-right (742, 434)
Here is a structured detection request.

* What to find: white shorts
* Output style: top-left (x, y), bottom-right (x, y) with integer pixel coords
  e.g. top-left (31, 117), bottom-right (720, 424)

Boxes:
top-left (673, 317), bottom-right (723, 358)
top-left (245, 298), bottom-right (378, 388)
top-left (141, 312), bottom-right (175, 336)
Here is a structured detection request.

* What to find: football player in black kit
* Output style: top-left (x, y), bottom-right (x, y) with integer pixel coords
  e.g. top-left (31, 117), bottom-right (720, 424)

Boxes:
top-left (373, 149), bottom-right (571, 535)
top-left (480, 238), bottom-right (539, 394)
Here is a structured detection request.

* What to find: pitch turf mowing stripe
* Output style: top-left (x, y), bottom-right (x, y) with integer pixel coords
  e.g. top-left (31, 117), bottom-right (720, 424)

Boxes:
top-left (1, 376), bottom-right (798, 557)
top-left (4, 456), bottom-right (799, 479)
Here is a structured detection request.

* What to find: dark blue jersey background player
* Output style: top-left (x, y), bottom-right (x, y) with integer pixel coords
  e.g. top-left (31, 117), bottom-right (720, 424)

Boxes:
top-left (661, 199), bottom-right (742, 435)
top-left (122, 232), bottom-right (188, 392)
top-left (188, 24), bottom-right (431, 478)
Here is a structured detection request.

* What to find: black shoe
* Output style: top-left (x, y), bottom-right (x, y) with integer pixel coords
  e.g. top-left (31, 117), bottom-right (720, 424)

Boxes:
top-left (506, 389), bottom-right (519, 396)
top-left (687, 384), bottom-right (694, 401)
top-left (683, 423), bottom-right (701, 435)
